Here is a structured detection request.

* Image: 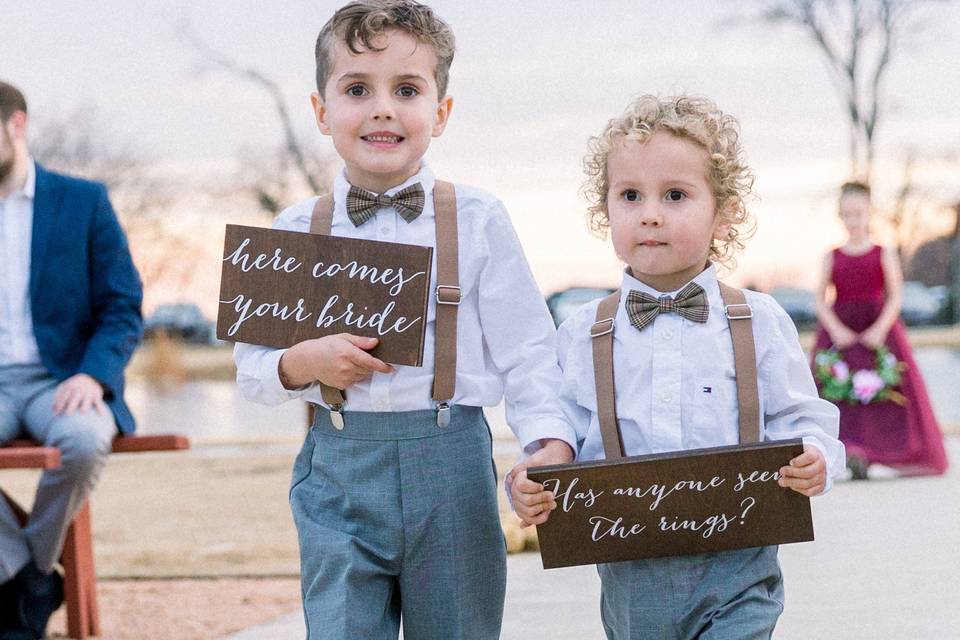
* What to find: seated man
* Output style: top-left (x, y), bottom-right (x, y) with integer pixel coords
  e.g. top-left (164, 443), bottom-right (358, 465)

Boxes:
top-left (0, 80), bottom-right (143, 639)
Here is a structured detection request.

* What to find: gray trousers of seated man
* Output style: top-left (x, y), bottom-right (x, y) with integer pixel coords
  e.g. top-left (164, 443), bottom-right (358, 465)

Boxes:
top-left (0, 364), bottom-right (115, 582)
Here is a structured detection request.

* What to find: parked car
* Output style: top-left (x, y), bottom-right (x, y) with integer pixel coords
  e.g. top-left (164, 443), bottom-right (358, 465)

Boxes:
top-left (144, 304), bottom-right (215, 344)
top-left (901, 280), bottom-right (948, 326)
top-left (546, 287), bottom-right (616, 327)
top-left (769, 287), bottom-right (817, 330)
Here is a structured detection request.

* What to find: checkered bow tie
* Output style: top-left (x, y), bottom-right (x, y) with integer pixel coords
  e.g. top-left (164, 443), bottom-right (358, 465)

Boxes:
top-left (345, 183), bottom-right (426, 226)
top-left (625, 282), bottom-right (709, 331)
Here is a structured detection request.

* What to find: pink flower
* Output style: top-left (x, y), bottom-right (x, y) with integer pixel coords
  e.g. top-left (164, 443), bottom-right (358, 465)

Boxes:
top-left (831, 361), bottom-right (850, 382)
top-left (852, 370), bottom-right (885, 404)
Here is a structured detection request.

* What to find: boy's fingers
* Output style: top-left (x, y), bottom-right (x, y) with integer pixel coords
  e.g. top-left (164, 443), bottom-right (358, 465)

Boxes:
top-left (349, 349), bottom-right (393, 373)
top-left (790, 451), bottom-right (818, 467)
top-left (514, 476), bottom-right (545, 494)
top-left (341, 334), bottom-right (379, 349)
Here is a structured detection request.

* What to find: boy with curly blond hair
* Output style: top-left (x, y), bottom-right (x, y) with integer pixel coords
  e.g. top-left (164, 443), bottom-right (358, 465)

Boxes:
top-left (510, 95), bottom-right (845, 639)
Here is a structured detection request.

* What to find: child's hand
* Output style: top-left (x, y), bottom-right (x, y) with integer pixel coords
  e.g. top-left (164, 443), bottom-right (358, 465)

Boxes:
top-left (829, 325), bottom-right (858, 350)
top-left (507, 439), bottom-right (574, 528)
top-left (279, 333), bottom-right (393, 390)
top-left (859, 325), bottom-right (887, 349)
top-left (778, 445), bottom-right (826, 496)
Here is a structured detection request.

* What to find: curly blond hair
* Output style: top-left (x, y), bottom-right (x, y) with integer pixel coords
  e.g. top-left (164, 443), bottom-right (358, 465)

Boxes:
top-left (582, 95), bottom-right (755, 266)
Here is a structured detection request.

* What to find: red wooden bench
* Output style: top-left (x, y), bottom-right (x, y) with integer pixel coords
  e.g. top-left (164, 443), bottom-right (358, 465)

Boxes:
top-left (1, 434), bottom-right (190, 640)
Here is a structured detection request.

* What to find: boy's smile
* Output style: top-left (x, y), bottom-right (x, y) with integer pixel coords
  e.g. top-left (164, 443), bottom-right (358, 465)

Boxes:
top-left (312, 29), bottom-right (453, 194)
top-left (606, 132), bottom-right (728, 292)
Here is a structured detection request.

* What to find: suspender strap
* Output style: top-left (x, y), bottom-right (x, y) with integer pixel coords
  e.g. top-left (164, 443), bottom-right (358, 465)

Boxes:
top-left (717, 282), bottom-right (761, 444)
top-left (591, 291), bottom-right (625, 460)
top-left (430, 180), bottom-right (460, 404)
top-left (307, 183), bottom-right (461, 420)
top-left (309, 194), bottom-right (348, 414)
top-left (589, 282), bottom-right (761, 457)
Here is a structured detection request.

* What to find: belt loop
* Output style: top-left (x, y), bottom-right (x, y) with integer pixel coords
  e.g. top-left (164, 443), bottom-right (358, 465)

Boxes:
top-left (436, 402), bottom-right (451, 427)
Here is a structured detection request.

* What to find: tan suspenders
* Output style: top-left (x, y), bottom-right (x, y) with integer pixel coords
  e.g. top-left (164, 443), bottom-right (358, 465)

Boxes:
top-left (308, 181), bottom-right (461, 429)
top-left (589, 282), bottom-right (760, 460)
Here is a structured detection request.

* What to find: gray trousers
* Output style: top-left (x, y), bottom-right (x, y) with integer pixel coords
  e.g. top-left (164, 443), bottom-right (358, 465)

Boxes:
top-left (0, 363), bottom-right (115, 582)
top-left (598, 545), bottom-right (784, 640)
top-left (291, 405), bottom-right (506, 640)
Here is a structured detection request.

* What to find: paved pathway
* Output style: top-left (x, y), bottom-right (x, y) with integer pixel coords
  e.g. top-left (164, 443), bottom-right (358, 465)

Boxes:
top-left (228, 438), bottom-right (960, 639)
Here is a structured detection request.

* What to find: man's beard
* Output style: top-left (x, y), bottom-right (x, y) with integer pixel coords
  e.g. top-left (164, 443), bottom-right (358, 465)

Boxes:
top-left (0, 127), bottom-right (14, 184)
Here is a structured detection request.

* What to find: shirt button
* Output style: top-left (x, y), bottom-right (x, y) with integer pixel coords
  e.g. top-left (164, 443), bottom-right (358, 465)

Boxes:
top-left (661, 330), bottom-right (673, 340)
top-left (661, 392), bottom-right (672, 403)
top-left (380, 227), bottom-right (390, 236)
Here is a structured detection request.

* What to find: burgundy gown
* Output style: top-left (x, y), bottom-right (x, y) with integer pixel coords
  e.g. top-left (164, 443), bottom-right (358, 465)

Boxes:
top-left (813, 245), bottom-right (949, 475)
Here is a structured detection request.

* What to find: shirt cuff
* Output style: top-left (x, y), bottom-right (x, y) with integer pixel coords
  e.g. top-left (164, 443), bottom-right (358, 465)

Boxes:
top-left (265, 348), bottom-right (312, 403)
top-left (515, 419), bottom-right (579, 458)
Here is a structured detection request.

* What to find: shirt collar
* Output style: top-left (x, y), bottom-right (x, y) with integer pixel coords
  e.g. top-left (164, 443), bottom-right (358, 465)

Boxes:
top-left (620, 262), bottom-right (718, 298)
top-left (22, 160), bottom-right (36, 200)
top-left (333, 163), bottom-right (436, 203)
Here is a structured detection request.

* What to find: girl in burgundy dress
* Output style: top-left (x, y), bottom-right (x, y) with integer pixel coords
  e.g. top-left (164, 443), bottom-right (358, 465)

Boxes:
top-left (814, 181), bottom-right (949, 479)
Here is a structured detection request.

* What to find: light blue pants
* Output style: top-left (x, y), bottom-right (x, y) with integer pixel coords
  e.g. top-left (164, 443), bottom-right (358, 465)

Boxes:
top-left (598, 546), bottom-right (784, 640)
top-left (290, 405), bottom-right (506, 640)
top-left (0, 363), bottom-right (116, 581)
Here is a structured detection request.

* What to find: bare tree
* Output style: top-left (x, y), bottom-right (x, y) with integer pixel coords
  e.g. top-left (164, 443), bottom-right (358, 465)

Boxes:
top-left (754, 0), bottom-right (933, 184)
top-left (176, 18), bottom-right (333, 214)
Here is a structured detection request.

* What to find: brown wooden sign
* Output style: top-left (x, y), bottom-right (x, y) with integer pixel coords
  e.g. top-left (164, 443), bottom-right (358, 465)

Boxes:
top-left (527, 440), bottom-right (813, 569)
top-left (217, 224), bottom-right (433, 366)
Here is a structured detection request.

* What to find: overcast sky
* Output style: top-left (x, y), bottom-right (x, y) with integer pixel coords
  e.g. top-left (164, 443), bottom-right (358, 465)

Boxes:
top-left (4, 0), bottom-right (960, 293)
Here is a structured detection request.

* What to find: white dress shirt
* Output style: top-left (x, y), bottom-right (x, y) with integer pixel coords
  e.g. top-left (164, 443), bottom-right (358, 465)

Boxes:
top-left (557, 265), bottom-right (846, 492)
top-left (234, 164), bottom-right (577, 453)
top-left (0, 160), bottom-right (42, 366)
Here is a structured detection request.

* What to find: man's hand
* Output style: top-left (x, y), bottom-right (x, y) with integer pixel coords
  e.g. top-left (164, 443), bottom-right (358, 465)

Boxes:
top-left (53, 373), bottom-right (107, 416)
top-left (508, 439), bottom-right (575, 528)
top-left (279, 334), bottom-right (393, 390)
top-left (778, 444), bottom-right (827, 497)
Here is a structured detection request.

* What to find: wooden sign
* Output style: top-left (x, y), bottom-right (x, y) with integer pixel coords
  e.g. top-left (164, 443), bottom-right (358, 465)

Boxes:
top-left (527, 440), bottom-right (813, 569)
top-left (217, 224), bottom-right (433, 366)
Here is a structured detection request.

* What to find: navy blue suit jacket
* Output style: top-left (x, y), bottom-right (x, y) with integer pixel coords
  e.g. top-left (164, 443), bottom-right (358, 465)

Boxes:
top-left (31, 163), bottom-right (143, 433)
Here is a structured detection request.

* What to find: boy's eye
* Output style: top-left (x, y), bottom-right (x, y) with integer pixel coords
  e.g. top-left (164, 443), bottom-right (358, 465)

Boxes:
top-left (346, 84), bottom-right (368, 97)
top-left (665, 189), bottom-right (685, 202)
top-left (396, 85), bottom-right (419, 98)
top-left (622, 190), bottom-right (640, 202)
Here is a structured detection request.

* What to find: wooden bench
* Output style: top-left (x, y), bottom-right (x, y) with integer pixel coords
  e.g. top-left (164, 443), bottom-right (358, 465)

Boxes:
top-left (1, 434), bottom-right (190, 640)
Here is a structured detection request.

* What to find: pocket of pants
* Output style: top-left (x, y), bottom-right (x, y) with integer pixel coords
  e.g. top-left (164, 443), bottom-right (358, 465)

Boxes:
top-left (289, 429), bottom-right (317, 499)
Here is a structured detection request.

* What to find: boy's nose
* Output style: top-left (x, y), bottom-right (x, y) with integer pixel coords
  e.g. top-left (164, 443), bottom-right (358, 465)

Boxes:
top-left (639, 208), bottom-right (663, 226)
top-left (370, 98), bottom-right (396, 120)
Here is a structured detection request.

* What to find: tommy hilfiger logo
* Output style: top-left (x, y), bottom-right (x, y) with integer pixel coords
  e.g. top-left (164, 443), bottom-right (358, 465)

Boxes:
top-left (702, 386), bottom-right (712, 394)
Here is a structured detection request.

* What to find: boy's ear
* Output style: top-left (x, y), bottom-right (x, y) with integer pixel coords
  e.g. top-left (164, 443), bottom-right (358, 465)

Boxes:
top-left (432, 95), bottom-right (454, 137)
top-left (712, 201), bottom-right (734, 241)
top-left (310, 92), bottom-right (331, 136)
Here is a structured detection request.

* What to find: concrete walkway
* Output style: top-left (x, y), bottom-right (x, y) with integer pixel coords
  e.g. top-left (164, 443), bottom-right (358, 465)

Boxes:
top-left (228, 438), bottom-right (960, 639)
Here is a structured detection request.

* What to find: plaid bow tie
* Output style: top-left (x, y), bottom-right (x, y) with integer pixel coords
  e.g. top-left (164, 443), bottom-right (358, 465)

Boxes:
top-left (625, 282), bottom-right (709, 331)
top-left (345, 183), bottom-right (426, 226)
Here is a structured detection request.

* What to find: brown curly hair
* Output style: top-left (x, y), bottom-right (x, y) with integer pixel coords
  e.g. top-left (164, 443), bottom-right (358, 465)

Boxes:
top-left (582, 95), bottom-right (756, 266)
top-left (315, 0), bottom-right (455, 97)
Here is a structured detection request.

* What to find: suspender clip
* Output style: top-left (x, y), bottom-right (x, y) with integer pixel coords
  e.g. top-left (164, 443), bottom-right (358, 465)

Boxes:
top-left (329, 404), bottom-right (345, 430)
top-left (436, 402), bottom-right (451, 427)
top-left (724, 303), bottom-right (753, 320)
top-left (436, 285), bottom-right (462, 306)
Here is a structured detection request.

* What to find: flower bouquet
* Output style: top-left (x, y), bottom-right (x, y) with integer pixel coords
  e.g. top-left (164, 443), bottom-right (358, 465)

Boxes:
top-left (813, 346), bottom-right (906, 405)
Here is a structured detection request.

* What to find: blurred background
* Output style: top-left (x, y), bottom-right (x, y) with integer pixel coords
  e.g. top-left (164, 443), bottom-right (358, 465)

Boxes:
top-left (3, 1), bottom-right (960, 637)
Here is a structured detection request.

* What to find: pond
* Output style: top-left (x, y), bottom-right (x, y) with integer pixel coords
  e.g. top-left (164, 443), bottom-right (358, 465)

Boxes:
top-left (125, 347), bottom-right (960, 447)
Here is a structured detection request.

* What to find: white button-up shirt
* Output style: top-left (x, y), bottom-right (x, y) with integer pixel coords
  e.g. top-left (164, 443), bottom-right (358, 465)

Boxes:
top-left (0, 160), bottom-right (42, 366)
top-left (234, 165), bottom-right (576, 452)
top-left (557, 266), bottom-right (845, 491)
